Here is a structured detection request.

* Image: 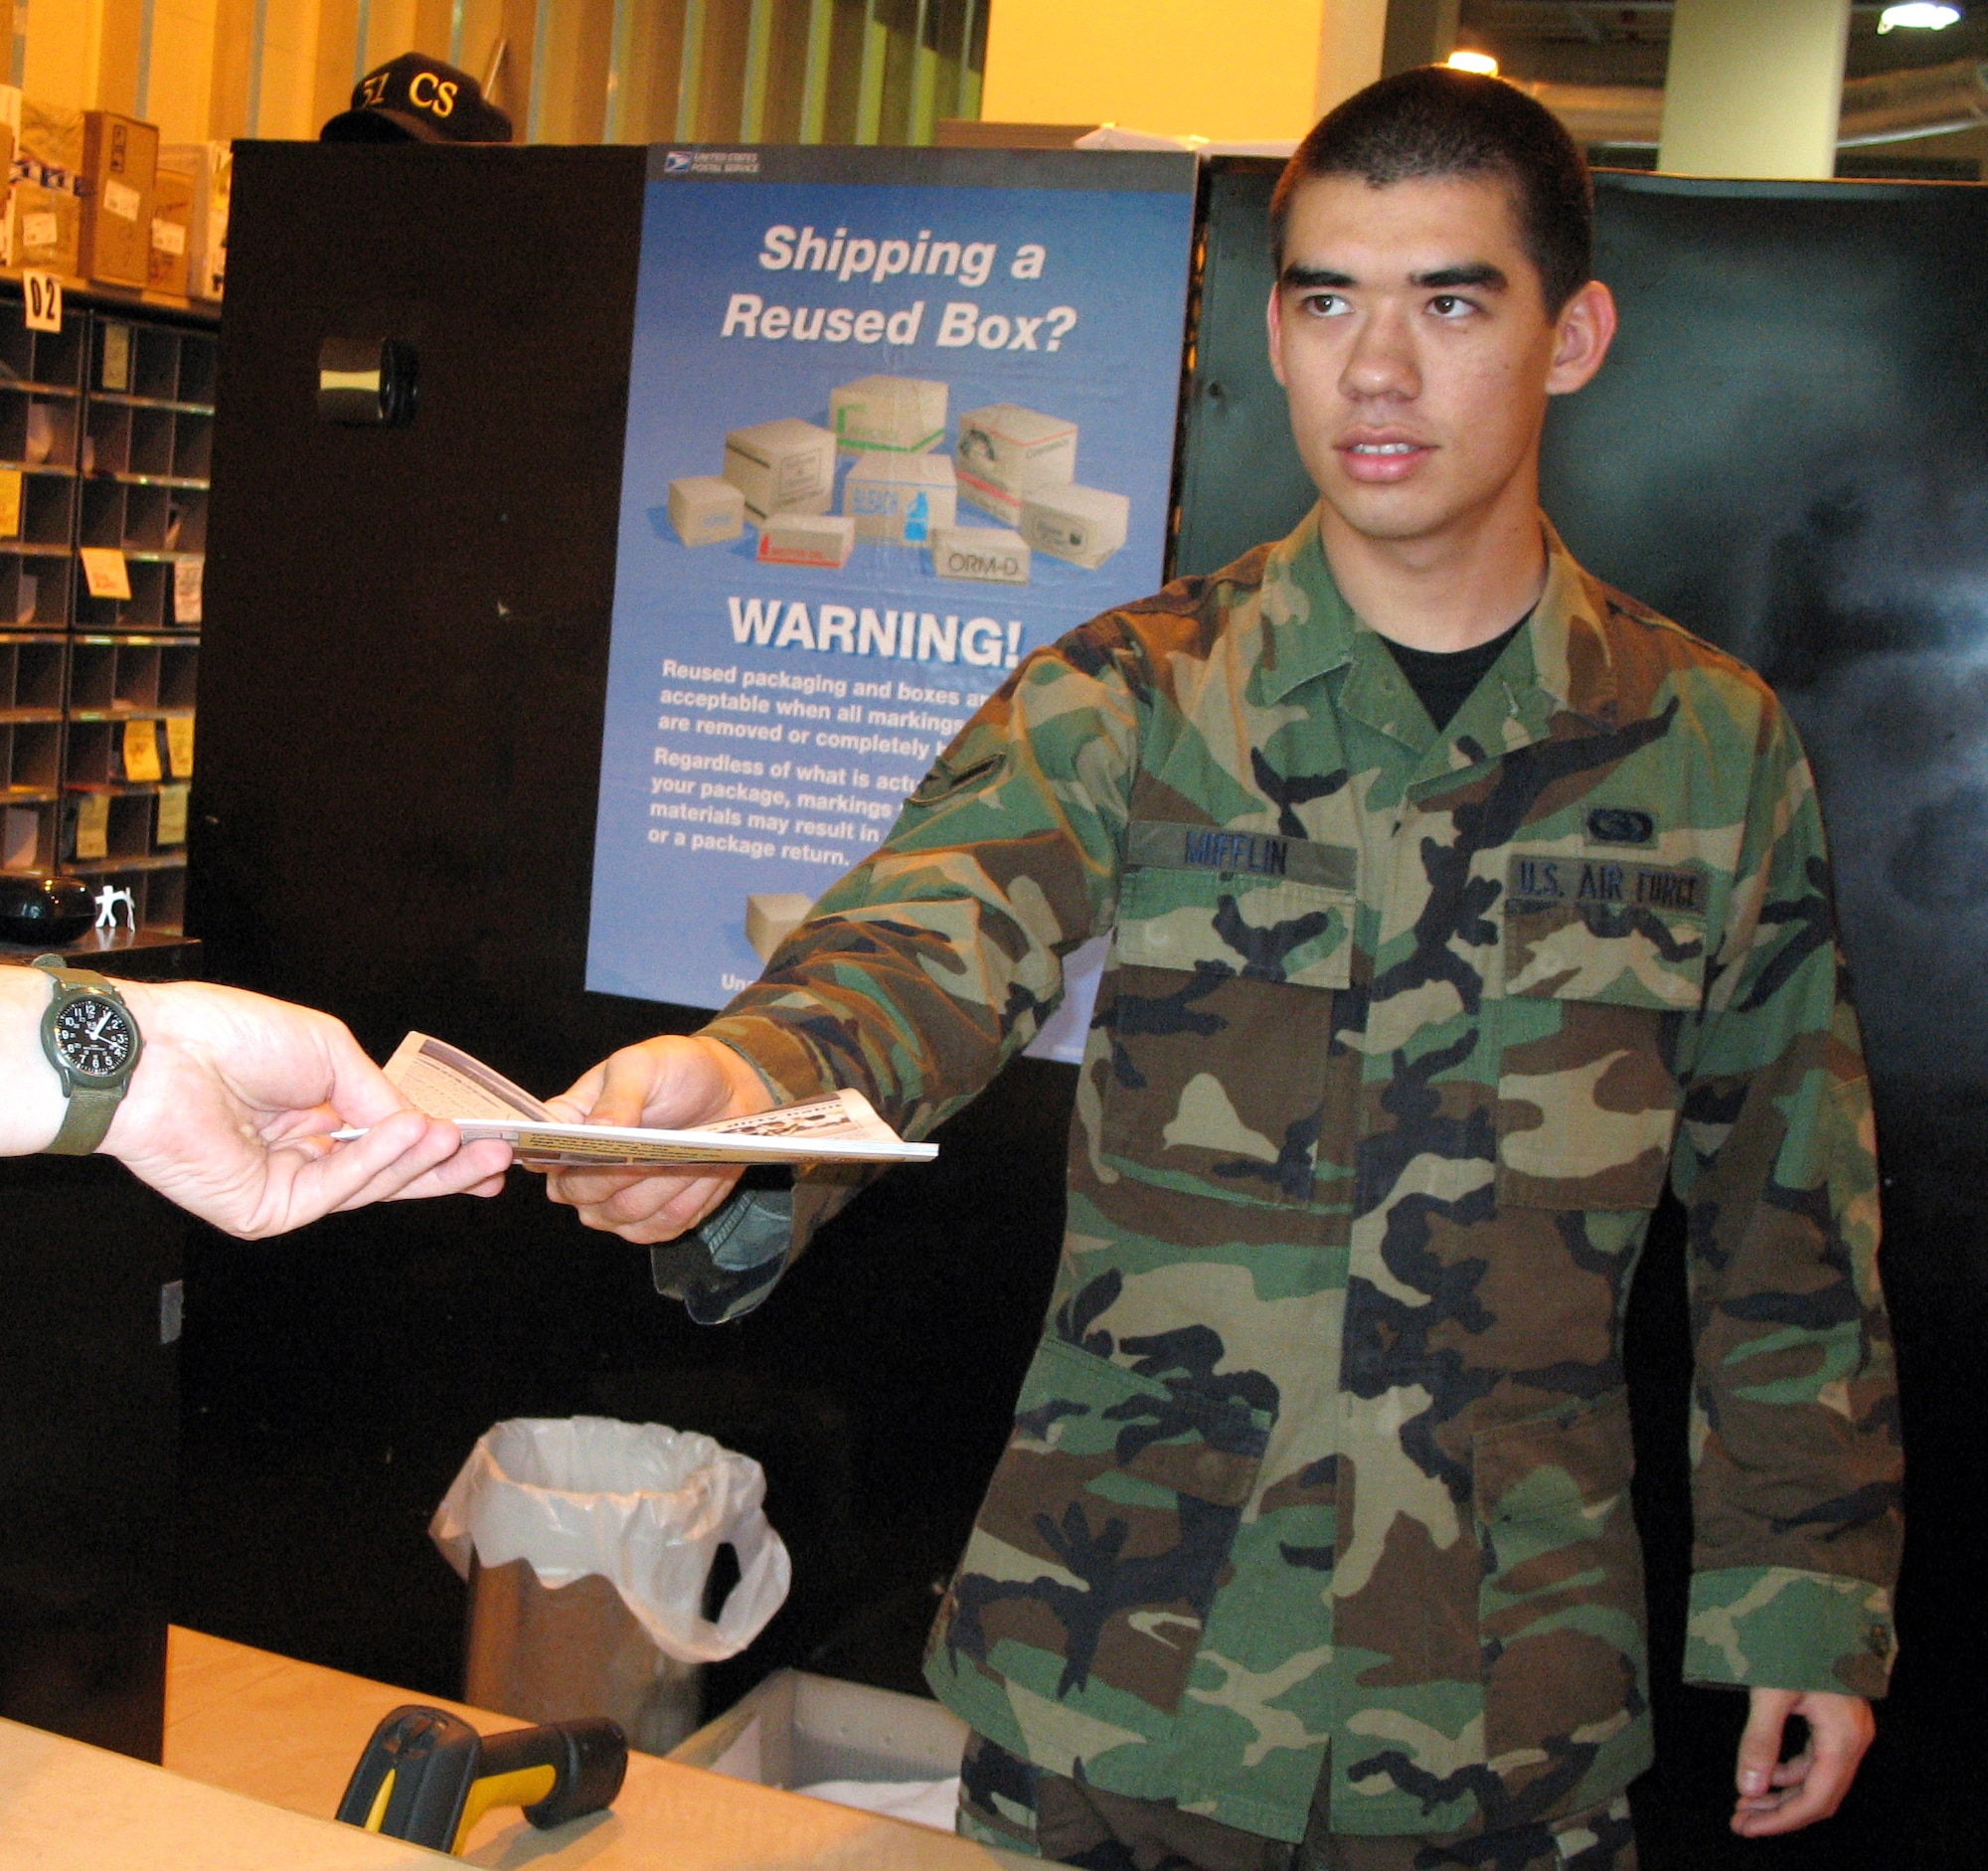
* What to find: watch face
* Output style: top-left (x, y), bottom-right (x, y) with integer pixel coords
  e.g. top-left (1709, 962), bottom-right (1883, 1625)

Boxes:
top-left (54, 995), bottom-right (137, 1079)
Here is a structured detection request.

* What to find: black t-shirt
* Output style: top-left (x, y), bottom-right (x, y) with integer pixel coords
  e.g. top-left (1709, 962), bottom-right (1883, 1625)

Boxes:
top-left (1383, 613), bottom-right (1529, 733)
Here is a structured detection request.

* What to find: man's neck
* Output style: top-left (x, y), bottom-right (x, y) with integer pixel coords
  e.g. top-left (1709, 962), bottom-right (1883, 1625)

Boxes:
top-left (1318, 482), bottom-right (1548, 654)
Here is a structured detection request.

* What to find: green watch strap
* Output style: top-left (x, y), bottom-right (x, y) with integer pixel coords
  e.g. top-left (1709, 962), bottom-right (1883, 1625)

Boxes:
top-left (33, 956), bottom-right (140, 1156)
top-left (48, 1082), bottom-right (124, 1155)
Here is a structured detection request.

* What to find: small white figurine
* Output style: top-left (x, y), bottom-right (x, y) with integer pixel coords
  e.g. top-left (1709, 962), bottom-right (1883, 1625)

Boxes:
top-left (93, 884), bottom-right (136, 932)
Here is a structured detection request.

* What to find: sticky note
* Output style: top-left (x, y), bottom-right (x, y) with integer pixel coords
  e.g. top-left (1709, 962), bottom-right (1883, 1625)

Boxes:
top-left (174, 557), bottom-right (203, 624)
top-left (0, 468), bottom-right (21, 540)
top-left (122, 718), bottom-right (162, 781)
top-left (100, 323), bottom-right (131, 392)
top-left (166, 715), bottom-right (194, 778)
top-left (80, 548), bottom-right (131, 600)
top-left (155, 782), bottom-right (189, 846)
top-left (75, 791), bottom-right (108, 860)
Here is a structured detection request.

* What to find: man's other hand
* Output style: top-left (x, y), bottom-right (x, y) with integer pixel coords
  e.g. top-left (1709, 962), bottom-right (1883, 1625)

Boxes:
top-left (542, 1035), bottom-right (775, 1244)
top-left (1731, 1687), bottom-right (1875, 1837)
top-left (104, 981), bottom-right (511, 1237)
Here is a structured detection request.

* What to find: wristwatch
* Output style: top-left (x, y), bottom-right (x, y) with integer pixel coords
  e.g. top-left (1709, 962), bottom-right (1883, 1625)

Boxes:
top-left (32, 955), bottom-right (143, 1154)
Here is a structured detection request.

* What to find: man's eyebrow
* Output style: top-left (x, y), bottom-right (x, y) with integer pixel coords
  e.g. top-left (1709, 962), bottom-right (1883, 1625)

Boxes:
top-left (1411, 262), bottom-right (1508, 290)
top-left (1280, 264), bottom-right (1355, 289)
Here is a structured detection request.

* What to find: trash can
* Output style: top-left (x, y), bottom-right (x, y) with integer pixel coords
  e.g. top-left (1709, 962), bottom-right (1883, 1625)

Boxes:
top-left (430, 1417), bottom-right (791, 1757)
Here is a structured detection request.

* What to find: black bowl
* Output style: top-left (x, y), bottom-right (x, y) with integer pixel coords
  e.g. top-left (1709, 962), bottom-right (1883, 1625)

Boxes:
top-left (0, 875), bottom-right (96, 946)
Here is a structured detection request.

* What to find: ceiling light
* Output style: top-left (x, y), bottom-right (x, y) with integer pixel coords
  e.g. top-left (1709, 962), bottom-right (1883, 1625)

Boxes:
top-left (1445, 50), bottom-right (1500, 77)
top-left (1879, 4), bottom-right (1962, 30)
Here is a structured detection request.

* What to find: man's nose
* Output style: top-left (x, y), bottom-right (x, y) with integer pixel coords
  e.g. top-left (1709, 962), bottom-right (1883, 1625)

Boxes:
top-left (1339, 306), bottom-right (1419, 402)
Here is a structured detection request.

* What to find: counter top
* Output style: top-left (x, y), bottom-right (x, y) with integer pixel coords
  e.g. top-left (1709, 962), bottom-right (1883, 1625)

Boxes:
top-left (0, 1714), bottom-right (450, 1870)
top-left (163, 1626), bottom-right (1028, 1869)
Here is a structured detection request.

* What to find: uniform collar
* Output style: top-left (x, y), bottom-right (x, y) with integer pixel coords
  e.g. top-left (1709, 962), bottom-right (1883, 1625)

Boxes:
top-left (1256, 506), bottom-right (1621, 744)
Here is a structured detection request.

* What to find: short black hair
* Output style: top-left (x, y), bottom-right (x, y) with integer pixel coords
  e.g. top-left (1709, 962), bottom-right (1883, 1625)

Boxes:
top-left (1270, 66), bottom-right (1593, 315)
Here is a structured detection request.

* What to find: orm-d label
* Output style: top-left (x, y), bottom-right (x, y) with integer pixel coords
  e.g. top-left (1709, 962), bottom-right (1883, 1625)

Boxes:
top-left (930, 526), bottom-right (1030, 585)
top-left (1508, 853), bottom-right (1706, 916)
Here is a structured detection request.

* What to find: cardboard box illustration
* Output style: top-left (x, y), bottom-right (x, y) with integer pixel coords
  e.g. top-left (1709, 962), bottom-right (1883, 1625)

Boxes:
top-left (843, 452), bottom-right (957, 543)
top-left (746, 892), bottom-right (815, 962)
top-left (147, 165), bottom-right (193, 296)
top-left (929, 525), bottom-right (1031, 586)
top-left (1020, 484), bottom-right (1128, 570)
top-left (829, 375), bottom-right (947, 455)
top-left (668, 474), bottom-right (746, 546)
top-left (723, 418), bottom-right (836, 522)
top-left (81, 110), bottom-right (158, 288)
top-left (757, 511), bottom-right (855, 569)
top-left (954, 404), bottom-right (1077, 525)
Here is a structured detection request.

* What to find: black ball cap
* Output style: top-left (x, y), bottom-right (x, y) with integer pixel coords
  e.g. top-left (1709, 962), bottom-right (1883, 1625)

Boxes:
top-left (320, 53), bottom-right (513, 144)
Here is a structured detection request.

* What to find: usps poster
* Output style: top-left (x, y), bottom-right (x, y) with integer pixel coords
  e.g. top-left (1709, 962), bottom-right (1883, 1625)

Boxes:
top-left (586, 145), bottom-right (1199, 1057)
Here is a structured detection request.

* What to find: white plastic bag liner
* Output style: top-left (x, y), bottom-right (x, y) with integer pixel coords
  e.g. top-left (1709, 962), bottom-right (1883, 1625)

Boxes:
top-left (430, 1416), bottom-right (791, 1664)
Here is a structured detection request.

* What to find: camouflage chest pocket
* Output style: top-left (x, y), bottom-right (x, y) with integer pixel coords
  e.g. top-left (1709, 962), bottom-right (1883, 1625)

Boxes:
top-left (933, 1332), bottom-right (1272, 1722)
top-left (1495, 854), bottom-right (1708, 1211)
top-left (1097, 824), bottom-right (1357, 1207)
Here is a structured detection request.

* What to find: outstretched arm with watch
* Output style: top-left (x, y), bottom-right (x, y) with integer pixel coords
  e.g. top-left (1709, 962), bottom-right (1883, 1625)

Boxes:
top-left (0, 960), bottom-right (512, 1237)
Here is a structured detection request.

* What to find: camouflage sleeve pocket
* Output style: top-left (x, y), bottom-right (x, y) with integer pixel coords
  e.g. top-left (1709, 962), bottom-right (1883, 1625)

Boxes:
top-left (1474, 1390), bottom-right (1649, 1775)
top-left (933, 1331), bottom-right (1272, 1724)
top-left (1494, 866), bottom-right (1708, 1211)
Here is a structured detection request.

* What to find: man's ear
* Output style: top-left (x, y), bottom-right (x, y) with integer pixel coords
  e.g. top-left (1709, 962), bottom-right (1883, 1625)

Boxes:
top-left (1265, 278), bottom-right (1288, 389)
top-left (1547, 278), bottom-right (1617, 397)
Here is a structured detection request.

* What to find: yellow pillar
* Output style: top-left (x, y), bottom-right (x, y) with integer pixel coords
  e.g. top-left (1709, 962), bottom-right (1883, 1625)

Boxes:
top-left (21, 0), bottom-right (143, 111)
top-left (1659, 0), bottom-right (1850, 180)
top-left (1317, 0), bottom-right (1388, 118)
top-left (981, 0), bottom-right (1385, 145)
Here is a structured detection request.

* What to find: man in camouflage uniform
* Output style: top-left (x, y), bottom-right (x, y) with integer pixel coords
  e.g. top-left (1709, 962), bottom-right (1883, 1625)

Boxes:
top-left (548, 69), bottom-right (1901, 1871)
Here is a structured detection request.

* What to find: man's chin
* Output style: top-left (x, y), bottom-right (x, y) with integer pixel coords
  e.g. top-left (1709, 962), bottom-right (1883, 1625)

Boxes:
top-left (1318, 485), bottom-right (1452, 545)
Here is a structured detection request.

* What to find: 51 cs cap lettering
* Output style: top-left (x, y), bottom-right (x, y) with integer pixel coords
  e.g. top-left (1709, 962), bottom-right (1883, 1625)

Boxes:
top-left (320, 53), bottom-right (513, 145)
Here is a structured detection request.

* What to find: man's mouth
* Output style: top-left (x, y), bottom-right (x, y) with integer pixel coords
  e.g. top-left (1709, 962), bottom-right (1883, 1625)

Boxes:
top-left (1338, 435), bottom-right (1432, 482)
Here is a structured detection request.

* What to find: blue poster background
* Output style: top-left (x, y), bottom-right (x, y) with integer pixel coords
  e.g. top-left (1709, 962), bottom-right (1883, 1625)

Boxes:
top-left (586, 157), bottom-right (1197, 1038)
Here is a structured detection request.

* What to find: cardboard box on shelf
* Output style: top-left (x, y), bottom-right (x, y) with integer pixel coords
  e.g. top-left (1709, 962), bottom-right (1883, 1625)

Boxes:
top-left (755, 511), bottom-right (855, 569)
top-left (17, 95), bottom-right (82, 173)
top-left (147, 166), bottom-right (193, 296)
top-left (81, 110), bottom-right (159, 288)
top-left (843, 452), bottom-right (956, 543)
top-left (723, 417), bottom-right (835, 523)
top-left (954, 404), bottom-right (1077, 525)
top-left (828, 375), bottom-right (947, 455)
top-left (10, 181), bottom-right (81, 277)
top-left (667, 474), bottom-right (746, 546)
top-left (1020, 483), bottom-right (1129, 569)
top-left (161, 142), bottom-right (228, 300)
top-left (929, 524), bottom-right (1031, 585)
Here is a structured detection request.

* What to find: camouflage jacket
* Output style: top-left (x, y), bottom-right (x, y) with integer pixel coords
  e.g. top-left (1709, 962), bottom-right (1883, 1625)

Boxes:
top-left (696, 512), bottom-right (1902, 1842)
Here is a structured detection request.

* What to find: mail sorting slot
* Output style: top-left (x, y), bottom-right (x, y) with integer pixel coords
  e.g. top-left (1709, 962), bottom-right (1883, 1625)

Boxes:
top-left (317, 337), bottom-right (418, 425)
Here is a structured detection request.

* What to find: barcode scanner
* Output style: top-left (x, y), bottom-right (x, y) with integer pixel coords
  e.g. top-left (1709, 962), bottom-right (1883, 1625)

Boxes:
top-left (336, 1704), bottom-right (627, 1854)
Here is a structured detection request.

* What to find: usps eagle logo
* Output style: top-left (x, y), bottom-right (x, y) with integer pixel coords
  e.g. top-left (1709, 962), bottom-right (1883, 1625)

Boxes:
top-left (662, 150), bottom-right (695, 174)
